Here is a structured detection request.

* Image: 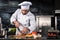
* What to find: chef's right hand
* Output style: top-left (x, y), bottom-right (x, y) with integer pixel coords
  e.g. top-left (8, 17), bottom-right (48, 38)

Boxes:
top-left (13, 20), bottom-right (20, 28)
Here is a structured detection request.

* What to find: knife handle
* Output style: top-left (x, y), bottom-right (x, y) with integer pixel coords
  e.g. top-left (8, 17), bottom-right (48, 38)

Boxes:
top-left (17, 28), bottom-right (22, 33)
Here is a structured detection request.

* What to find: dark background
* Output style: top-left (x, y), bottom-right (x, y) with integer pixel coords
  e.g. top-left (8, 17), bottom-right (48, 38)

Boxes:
top-left (55, 0), bottom-right (60, 9)
top-left (0, 0), bottom-right (54, 15)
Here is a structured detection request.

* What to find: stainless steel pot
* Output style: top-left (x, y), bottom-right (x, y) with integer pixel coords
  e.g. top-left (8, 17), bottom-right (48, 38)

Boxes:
top-left (0, 29), bottom-right (5, 36)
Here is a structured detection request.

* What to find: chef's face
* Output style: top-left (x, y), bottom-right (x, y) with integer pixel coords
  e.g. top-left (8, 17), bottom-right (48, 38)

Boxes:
top-left (21, 9), bottom-right (29, 15)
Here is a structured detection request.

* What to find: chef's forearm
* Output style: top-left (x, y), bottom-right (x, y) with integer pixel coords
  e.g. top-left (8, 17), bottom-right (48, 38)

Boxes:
top-left (12, 20), bottom-right (20, 28)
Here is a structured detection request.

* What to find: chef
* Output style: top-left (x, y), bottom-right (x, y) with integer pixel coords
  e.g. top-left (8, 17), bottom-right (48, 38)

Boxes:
top-left (10, 1), bottom-right (36, 35)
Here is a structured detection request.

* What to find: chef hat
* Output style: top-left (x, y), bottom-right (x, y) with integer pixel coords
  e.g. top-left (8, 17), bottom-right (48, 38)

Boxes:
top-left (18, 1), bottom-right (32, 10)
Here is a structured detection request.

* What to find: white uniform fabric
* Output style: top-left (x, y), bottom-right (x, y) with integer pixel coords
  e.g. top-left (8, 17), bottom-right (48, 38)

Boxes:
top-left (10, 9), bottom-right (36, 35)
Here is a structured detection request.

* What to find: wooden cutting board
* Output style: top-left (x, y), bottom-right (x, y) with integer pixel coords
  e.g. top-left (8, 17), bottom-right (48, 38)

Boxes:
top-left (9, 34), bottom-right (33, 39)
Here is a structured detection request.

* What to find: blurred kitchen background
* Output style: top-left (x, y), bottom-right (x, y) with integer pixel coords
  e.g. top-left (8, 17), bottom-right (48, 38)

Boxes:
top-left (0, 0), bottom-right (60, 39)
top-left (0, 0), bottom-right (54, 27)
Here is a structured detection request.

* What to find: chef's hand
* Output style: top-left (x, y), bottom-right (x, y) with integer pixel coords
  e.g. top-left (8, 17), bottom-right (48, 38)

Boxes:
top-left (21, 27), bottom-right (30, 34)
top-left (13, 20), bottom-right (20, 28)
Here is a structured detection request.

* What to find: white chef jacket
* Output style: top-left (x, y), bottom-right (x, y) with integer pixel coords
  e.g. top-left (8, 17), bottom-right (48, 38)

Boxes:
top-left (10, 9), bottom-right (36, 35)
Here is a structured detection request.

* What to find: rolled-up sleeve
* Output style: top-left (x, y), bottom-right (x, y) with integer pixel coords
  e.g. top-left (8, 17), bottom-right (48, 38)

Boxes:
top-left (28, 15), bottom-right (36, 33)
top-left (10, 9), bottom-right (19, 25)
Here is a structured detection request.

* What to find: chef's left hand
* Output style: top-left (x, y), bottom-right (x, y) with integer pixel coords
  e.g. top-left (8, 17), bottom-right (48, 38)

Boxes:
top-left (21, 27), bottom-right (30, 34)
